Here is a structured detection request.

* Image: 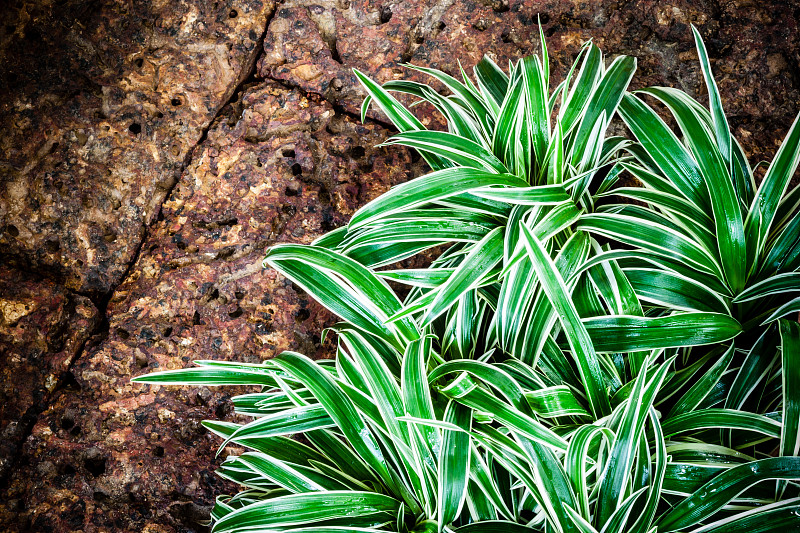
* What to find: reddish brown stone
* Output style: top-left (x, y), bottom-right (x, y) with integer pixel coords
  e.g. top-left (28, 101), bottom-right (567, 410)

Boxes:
top-left (0, 0), bottom-right (276, 295)
top-left (0, 265), bottom-right (98, 481)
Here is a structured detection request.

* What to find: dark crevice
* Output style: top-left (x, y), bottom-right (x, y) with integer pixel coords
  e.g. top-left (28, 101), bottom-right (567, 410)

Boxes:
top-left (0, 2), bottom-right (283, 492)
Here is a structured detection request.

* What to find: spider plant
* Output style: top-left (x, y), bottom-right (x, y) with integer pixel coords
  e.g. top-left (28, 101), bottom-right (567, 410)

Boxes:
top-left (588, 26), bottom-right (800, 339)
top-left (133, 245), bottom-right (800, 532)
top-left (311, 30), bottom-right (741, 419)
top-left (131, 28), bottom-right (800, 533)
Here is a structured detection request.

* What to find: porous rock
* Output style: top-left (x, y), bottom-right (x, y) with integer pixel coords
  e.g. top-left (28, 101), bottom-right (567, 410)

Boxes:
top-left (0, 266), bottom-right (98, 483)
top-left (0, 0), bottom-right (276, 295)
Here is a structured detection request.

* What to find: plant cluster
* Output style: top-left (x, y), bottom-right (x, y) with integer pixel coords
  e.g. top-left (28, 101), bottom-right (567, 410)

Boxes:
top-left (133, 26), bottom-right (800, 533)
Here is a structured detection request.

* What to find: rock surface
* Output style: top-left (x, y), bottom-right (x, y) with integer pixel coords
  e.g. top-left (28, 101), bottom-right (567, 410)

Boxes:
top-left (1, 0), bottom-right (799, 531)
top-left (0, 0), bottom-right (275, 295)
top-left (0, 266), bottom-right (98, 482)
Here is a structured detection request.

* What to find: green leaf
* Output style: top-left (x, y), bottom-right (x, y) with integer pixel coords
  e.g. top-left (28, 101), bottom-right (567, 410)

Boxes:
top-left (733, 272), bottom-right (800, 303)
top-left (422, 227), bottom-right (505, 324)
top-left (438, 401), bottom-right (472, 529)
top-left (211, 491), bottom-right (402, 532)
top-left (690, 498), bottom-right (800, 533)
top-left (692, 25), bottom-right (732, 166)
top-left (618, 93), bottom-right (709, 211)
top-left (519, 222), bottom-right (611, 418)
top-left (264, 244), bottom-right (418, 349)
top-left (581, 313), bottom-right (741, 352)
top-left (661, 408), bottom-right (781, 439)
top-left (470, 184), bottom-right (569, 205)
top-left (577, 212), bottom-right (722, 277)
top-left (571, 55), bottom-right (636, 166)
top-left (354, 69), bottom-right (448, 171)
top-left (596, 361), bottom-right (672, 528)
top-left (384, 130), bottom-right (508, 174)
top-left (641, 86), bottom-right (746, 291)
top-left (349, 168), bottom-right (527, 230)
top-left (271, 353), bottom-right (396, 492)
top-left (745, 111), bottom-right (800, 264)
top-left (657, 457), bottom-right (800, 532)
top-left (623, 267), bottom-right (729, 314)
top-left (667, 343), bottom-right (734, 417)
top-left (780, 320), bottom-right (800, 458)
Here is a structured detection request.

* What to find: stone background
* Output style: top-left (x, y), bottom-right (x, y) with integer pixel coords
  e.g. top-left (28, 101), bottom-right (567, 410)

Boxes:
top-left (0, 0), bottom-right (798, 531)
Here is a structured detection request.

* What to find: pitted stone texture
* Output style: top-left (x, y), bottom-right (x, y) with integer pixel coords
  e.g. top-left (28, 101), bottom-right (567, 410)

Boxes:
top-left (0, 81), bottom-right (422, 532)
top-left (0, 0), bottom-right (275, 295)
top-left (0, 266), bottom-right (98, 482)
top-left (258, 0), bottom-right (799, 159)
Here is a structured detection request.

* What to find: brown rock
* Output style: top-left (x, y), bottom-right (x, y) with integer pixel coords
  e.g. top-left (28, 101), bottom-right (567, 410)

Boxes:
top-left (0, 265), bottom-right (98, 482)
top-left (0, 0), bottom-right (275, 295)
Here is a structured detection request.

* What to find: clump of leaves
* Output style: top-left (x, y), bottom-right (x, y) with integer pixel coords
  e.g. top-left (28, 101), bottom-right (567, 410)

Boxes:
top-left (133, 27), bottom-right (800, 533)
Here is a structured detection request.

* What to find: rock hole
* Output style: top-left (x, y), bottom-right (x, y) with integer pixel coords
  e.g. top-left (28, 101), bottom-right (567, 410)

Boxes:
top-left (229, 9), bottom-right (238, 18)
top-left (171, 97), bottom-right (182, 106)
top-left (538, 13), bottom-right (551, 24)
top-left (45, 239), bottom-right (60, 253)
top-left (155, 111), bottom-right (164, 119)
top-left (59, 371), bottom-right (82, 391)
top-left (380, 5), bottom-right (392, 23)
top-left (282, 148), bottom-right (295, 158)
top-left (291, 163), bottom-right (302, 176)
top-left (58, 464), bottom-right (76, 477)
top-left (134, 57), bottom-right (144, 68)
top-left (501, 29), bottom-right (512, 43)
top-left (192, 311), bottom-right (203, 326)
top-left (295, 308), bottom-right (311, 322)
top-left (285, 186), bottom-right (299, 197)
top-left (350, 146), bottom-right (366, 159)
top-left (163, 326), bottom-right (173, 337)
top-left (84, 456), bottom-right (107, 477)
top-left (104, 232), bottom-right (117, 243)
top-left (128, 122), bottom-right (142, 135)
top-left (492, 0), bottom-right (510, 13)
top-left (215, 402), bottom-right (230, 418)
top-left (6, 224), bottom-right (19, 237)
top-left (435, 20), bottom-right (446, 32)
top-left (228, 307), bottom-right (243, 318)
top-left (60, 416), bottom-right (75, 430)
top-left (414, 32), bottom-right (425, 44)
top-left (93, 491), bottom-right (109, 502)
top-left (153, 446), bottom-right (165, 457)
top-left (116, 328), bottom-right (130, 340)
top-left (234, 290), bottom-right (245, 300)
top-left (329, 40), bottom-right (343, 64)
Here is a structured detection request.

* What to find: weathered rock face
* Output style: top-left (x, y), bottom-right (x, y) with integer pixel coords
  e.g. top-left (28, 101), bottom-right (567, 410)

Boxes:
top-left (0, 266), bottom-right (98, 482)
top-left (1, 0), bottom-right (799, 532)
top-left (0, 0), bottom-right (275, 295)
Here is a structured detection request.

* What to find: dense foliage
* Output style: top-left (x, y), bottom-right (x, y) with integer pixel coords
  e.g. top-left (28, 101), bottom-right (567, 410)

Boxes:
top-left (133, 26), bottom-right (800, 533)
